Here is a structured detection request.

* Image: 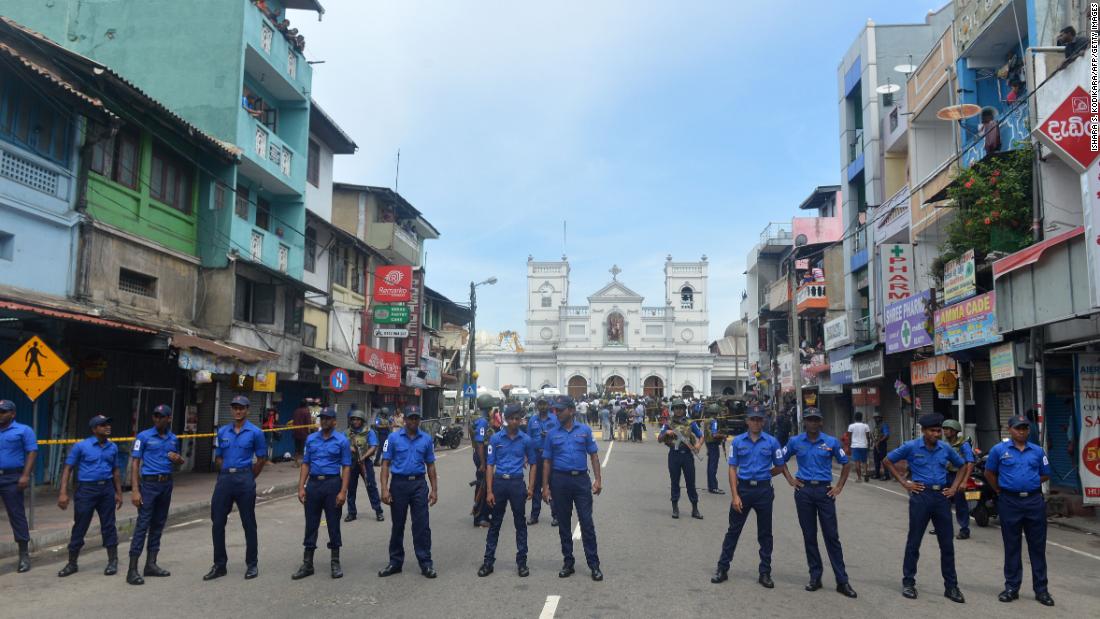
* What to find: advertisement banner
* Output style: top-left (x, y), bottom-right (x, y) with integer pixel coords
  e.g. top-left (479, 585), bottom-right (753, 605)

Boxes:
top-left (852, 349), bottom-right (885, 383)
top-left (824, 316), bottom-right (850, 350)
top-left (1034, 86), bottom-right (1099, 173)
top-left (1073, 354), bottom-right (1100, 504)
top-left (403, 269), bottom-right (424, 368)
top-left (879, 243), bottom-right (914, 303)
top-left (934, 292), bottom-right (1002, 354)
top-left (778, 352), bottom-right (794, 391)
top-left (373, 265), bottom-right (413, 302)
top-left (424, 357), bottom-right (442, 386)
top-left (885, 289), bottom-right (933, 354)
top-left (373, 303), bottom-right (410, 324)
top-left (911, 354), bottom-right (956, 385)
top-left (828, 346), bottom-right (853, 385)
top-left (359, 345), bottom-right (401, 387)
top-left (989, 342), bottom-right (1016, 381)
top-left (943, 249), bottom-right (976, 305)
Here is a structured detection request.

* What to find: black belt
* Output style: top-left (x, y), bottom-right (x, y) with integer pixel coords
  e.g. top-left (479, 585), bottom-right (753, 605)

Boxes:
top-left (495, 473), bottom-right (522, 480)
top-left (1002, 489), bottom-right (1042, 498)
top-left (309, 474), bottom-right (338, 481)
top-left (738, 479), bottom-right (771, 487)
top-left (554, 470), bottom-right (587, 476)
top-left (799, 479), bottom-right (830, 486)
top-left (921, 484), bottom-right (944, 491)
top-left (0, 469), bottom-right (23, 476)
top-left (79, 479), bottom-right (111, 486)
top-left (394, 474), bottom-right (424, 481)
top-left (141, 474), bottom-right (172, 482)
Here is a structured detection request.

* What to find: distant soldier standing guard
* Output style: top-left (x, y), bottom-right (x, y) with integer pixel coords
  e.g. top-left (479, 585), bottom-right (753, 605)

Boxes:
top-left (659, 399), bottom-right (704, 520)
top-left (704, 402), bottom-right (727, 495)
top-left (345, 409), bottom-right (384, 522)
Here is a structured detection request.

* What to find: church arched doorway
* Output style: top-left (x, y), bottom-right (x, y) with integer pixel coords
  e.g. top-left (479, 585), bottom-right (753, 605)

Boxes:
top-left (643, 376), bottom-right (664, 399)
top-left (567, 375), bottom-right (588, 400)
top-left (604, 375), bottom-right (626, 395)
top-left (681, 385), bottom-right (694, 399)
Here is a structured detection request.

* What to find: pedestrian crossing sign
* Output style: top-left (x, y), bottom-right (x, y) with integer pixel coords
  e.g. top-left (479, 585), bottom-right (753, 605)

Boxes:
top-left (463, 383), bottom-right (477, 398)
top-left (0, 336), bottom-right (70, 401)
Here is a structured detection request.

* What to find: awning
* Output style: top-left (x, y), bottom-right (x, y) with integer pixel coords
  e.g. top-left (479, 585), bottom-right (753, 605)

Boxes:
top-left (169, 332), bottom-right (279, 363)
top-left (0, 300), bottom-right (157, 334)
top-left (993, 226), bottom-right (1084, 280)
top-left (302, 346), bottom-right (377, 373)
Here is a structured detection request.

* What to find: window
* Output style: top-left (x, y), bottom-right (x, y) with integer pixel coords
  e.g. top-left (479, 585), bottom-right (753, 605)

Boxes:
top-left (301, 322), bottom-right (317, 347)
top-left (0, 68), bottom-right (71, 164)
top-left (118, 268), bottom-right (157, 298)
top-left (680, 286), bottom-right (694, 310)
top-left (255, 197), bottom-right (271, 230)
top-left (234, 185), bottom-right (250, 219)
top-left (234, 276), bottom-right (276, 324)
top-left (541, 295), bottom-right (552, 308)
top-left (306, 140), bottom-right (320, 186)
top-left (213, 183), bottom-right (226, 210)
top-left (89, 126), bottom-right (139, 189)
top-left (0, 230), bottom-right (13, 261)
top-left (332, 246), bottom-right (348, 288)
top-left (350, 252), bottom-right (364, 293)
top-left (149, 141), bottom-right (194, 213)
top-left (304, 227), bottom-right (317, 272)
top-left (234, 276), bottom-right (250, 322)
top-left (278, 244), bottom-right (289, 273)
top-left (285, 293), bottom-right (303, 335)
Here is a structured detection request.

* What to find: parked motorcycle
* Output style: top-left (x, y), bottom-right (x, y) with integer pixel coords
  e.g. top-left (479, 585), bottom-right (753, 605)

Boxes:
top-left (433, 420), bottom-right (463, 450)
top-left (967, 454), bottom-right (998, 527)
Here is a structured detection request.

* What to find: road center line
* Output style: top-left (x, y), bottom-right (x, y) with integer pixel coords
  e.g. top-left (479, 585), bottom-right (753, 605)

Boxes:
top-left (601, 440), bottom-right (614, 468)
top-left (167, 518), bottom-right (204, 530)
top-left (539, 595), bottom-right (560, 619)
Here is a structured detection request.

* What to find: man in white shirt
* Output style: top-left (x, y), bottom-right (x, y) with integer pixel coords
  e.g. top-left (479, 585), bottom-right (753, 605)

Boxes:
top-left (847, 412), bottom-right (871, 482)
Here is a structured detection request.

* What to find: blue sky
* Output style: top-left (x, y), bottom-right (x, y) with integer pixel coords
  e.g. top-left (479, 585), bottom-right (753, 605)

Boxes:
top-left (296, 1), bottom-right (943, 340)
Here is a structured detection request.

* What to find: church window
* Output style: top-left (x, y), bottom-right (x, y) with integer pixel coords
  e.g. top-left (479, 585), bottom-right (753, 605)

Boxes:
top-left (680, 286), bottom-right (694, 310)
top-left (541, 295), bottom-right (552, 307)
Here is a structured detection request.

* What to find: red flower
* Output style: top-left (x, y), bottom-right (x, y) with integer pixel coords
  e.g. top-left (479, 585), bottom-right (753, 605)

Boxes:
top-left (990, 177), bottom-right (998, 185)
top-left (964, 179), bottom-right (974, 189)
top-left (984, 217), bottom-right (992, 225)
top-left (993, 169), bottom-right (1001, 176)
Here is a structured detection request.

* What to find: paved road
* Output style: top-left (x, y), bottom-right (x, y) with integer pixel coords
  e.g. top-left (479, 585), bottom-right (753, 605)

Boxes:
top-left (2, 436), bottom-right (1098, 618)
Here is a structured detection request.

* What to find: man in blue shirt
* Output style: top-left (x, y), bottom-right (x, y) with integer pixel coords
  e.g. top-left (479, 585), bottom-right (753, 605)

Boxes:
top-left (778, 407), bottom-right (857, 598)
top-left (704, 404), bottom-right (728, 495)
top-left (293, 407), bottom-right (352, 580)
top-left (471, 405), bottom-right (492, 527)
top-left (659, 398), bottom-right (704, 520)
top-left (984, 415), bottom-right (1054, 606)
top-left (57, 414), bottom-right (122, 578)
top-left (478, 403), bottom-right (538, 577)
top-left (527, 396), bottom-right (559, 526)
top-left (345, 409), bottom-right (384, 522)
top-left (712, 406), bottom-right (783, 588)
top-left (379, 407), bottom-right (439, 579)
top-left (203, 395), bottom-right (267, 581)
top-left (541, 395), bottom-right (603, 581)
top-left (872, 413), bottom-right (891, 480)
top-left (883, 413), bottom-right (967, 603)
top-left (0, 399), bottom-right (37, 573)
top-left (126, 404), bottom-right (183, 585)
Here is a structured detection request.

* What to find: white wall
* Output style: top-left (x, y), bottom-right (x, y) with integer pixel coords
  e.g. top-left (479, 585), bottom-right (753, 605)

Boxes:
top-left (304, 133), bottom-right (335, 221)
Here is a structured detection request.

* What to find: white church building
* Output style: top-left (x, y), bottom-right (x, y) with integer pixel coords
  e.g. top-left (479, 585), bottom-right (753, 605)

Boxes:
top-left (479, 255), bottom-right (716, 399)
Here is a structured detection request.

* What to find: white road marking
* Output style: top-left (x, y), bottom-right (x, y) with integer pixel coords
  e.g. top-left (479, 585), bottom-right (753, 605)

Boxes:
top-left (166, 518), bottom-right (204, 530)
top-left (437, 445), bottom-right (470, 458)
top-left (539, 595), bottom-right (560, 619)
top-left (601, 440), bottom-right (614, 468)
top-left (572, 523), bottom-right (581, 540)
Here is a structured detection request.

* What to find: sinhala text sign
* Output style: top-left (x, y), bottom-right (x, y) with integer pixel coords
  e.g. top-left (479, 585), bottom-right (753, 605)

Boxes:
top-left (1073, 354), bottom-right (1100, 504)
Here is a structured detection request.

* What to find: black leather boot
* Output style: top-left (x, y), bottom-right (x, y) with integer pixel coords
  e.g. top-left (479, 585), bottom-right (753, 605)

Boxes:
top-left (671, 501), bottom-right (679, 519)
top-left (58, 550), bottom-right (79, 577)
top-left (16, 541), bottom-right (30, 573)
top-left (330, 549), bottom-right (343, 579)
top-left (143, 551), bottom-right (170, 577)
top-left (292, 549), bottom-right (315, 580)
top-left (104, 545), bottom-right (119, 576)
top-left (126, 555), bottom-right (145, 585)
top-left (691, 503), bottom-right (703, 520)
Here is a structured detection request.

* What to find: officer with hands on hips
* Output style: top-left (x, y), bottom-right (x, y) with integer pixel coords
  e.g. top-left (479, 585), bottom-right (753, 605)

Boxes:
top-left (478, 403), bottom-right (538, 577)
top-left (984, 415), bottom-right (1055, 607)
top-left (778, 407), bottom-right (857, 598)
top-left (57, 414), bottom-right (122, 578)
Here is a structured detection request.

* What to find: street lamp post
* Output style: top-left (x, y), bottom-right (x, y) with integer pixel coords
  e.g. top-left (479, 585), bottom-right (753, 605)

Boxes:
top-left (467, 276), bottom-right (497, 418)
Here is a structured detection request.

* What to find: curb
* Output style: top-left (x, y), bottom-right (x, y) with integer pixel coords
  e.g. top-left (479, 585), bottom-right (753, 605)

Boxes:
top-left (0, 481), bottom-right (300, 561)
top-left (1047, 517), bottom-right (1100, 537)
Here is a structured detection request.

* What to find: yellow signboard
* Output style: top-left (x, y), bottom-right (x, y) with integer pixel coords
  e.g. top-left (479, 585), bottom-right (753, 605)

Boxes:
top-left (934, 370), bottom-right (958, 396)
top-left (253, 371), bottom-right (277, 393)
top-left (0, 336), bottom-right (70, 401)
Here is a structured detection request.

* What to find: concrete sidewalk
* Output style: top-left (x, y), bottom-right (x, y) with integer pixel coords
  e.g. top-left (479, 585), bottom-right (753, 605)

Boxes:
top-left (0, 461), bottom-right (304, 559)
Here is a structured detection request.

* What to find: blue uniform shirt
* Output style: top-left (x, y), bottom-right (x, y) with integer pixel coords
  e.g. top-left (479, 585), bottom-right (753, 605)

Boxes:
top-left (0, 421), bottom-right (37, 470)
top-left (303, 430), bottom-right (353, 475)
top-left (473, 417), bottom-right (489, 444)
top-left (214, 421), bottom-right (267, 471)
top-left (544, 423), bottom-right (598, 472)
top-left (782, 432), bottom-right (848, 482)
top-left (728, 432), bottom-right (783, 481)
top-left (131, 428), bottom-right (180, 476)
top-left (886, 438), bottom-right (966, 486)
top-left (709, 419), bottom-right (719, 437)
top-left (487, 430), bottom-right (537, 477)
top-left (528, 413), bottom-right (560, 452)
top-left (367, 428), bottom-right (379, 448)
top-left (382, 428), bottom-right (436, 475)
top-left (66, 437), bottom-right (118, 481)
top-left (986, 440), bottom-right (1051, 491)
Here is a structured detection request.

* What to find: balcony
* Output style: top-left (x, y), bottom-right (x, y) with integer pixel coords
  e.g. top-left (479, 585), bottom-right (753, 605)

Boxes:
top-left (561, 306), bottom-right (590, 318)
top-left (801, 353), bottom-right (828, 387)
top-left (641, 306), bottom-right (668, 319)
top-left (238, 108), bottom-right (304, 196)
top-left (795, 282), bottom-right (827, 314)
top-left (960, 100), bottom-right (1030, 169)
top-left (874, 185), bottom-right (910, 244)
top-left (366, 221), bottom-right (421, 265)
top-left (757, 222), bottom-right (793, 255)
top-left (766, 278), bottom-right (790, 312)
top-left (243, 0), bottom-right (311, 101)
top-left (849, 226), bottom-right (869, 272)
top-left (853, 315), bottom-right (876, 348)
top-left (846, 129), bottom-right (864, 181)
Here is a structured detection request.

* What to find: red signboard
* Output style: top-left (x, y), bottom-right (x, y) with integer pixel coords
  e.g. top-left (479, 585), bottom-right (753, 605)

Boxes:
top-left (1034, 86), bottom-right (1098, 173)
top-left (359, 345), bottom-right (401, 387)
top-left (403, 269), bottom-right (424, 368)
top-left (373, 265), bottom-right (413, 302)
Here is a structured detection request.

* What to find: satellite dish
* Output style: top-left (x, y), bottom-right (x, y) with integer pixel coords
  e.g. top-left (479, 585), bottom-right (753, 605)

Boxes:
top-left (936, 103), bottom-right (982, 121)
top-left (876, 83), bottom-right (901, 94)
top-left (894, 63), bottom-right (917, 75)
top-left (795, 234), bottom-right (808, 247)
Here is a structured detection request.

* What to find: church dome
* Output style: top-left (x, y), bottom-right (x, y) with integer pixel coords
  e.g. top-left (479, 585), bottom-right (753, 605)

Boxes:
top-left (723, 320), bottom-right (746, 339)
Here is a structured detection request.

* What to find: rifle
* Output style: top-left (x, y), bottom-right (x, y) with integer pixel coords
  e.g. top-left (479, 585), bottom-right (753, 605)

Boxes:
top-left (672, 426), bottom-right (704, 462)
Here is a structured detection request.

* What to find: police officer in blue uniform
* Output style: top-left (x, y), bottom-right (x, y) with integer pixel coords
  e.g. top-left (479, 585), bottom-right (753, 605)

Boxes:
top-left (778, 407), bottom-right (857, 597)
top-left (57, 414), bottom-right (122, 578)
top-left (659, 399), bottom-right (704, 519)
top-left (478, 403), bottom-right (537, 577)
top-left (378, 407), bottom-right (439, 579)
top-left (984, 415), bottom-right (1055, 606)
top-left (882, 413), bottom-right (967, 603)
top-left (204, 395), bottom-right (267, 581)
top-left (472, 407), bottom-right (492, 527)
top-left (541, 396), bottom-right (603, 581)
top-left (293, 407), bottom-right (352, 580)
top-left (711, 406), bottom-right (783, 587)
top-left (0, 399), bottom-right (37, 573)
top-left (126, 404), bottom-right (183, 585)
top-left (527, 396), bottom-right (559, 526)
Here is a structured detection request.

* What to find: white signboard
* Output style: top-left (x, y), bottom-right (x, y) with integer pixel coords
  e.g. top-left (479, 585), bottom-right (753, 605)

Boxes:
top-left (374, 328), bottom-right (410, 338)
top-left (1084, 158), bottom-right (1100, 308)
top-left (824, 316), bottom-right (850, 350)
top-left (879, 243), bottom-right (914, 303)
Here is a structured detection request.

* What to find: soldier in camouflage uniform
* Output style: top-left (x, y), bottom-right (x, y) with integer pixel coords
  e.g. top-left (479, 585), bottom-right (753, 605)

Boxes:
top-left (345, 410), bottom-right (384, 522)
top-left (703, 402), bottom-right (728, 494)
top-left (659, 399), bottom-right (704, 520)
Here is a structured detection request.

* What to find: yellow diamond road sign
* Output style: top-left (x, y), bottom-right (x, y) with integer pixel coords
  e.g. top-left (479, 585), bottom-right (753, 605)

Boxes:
top-left (1, 336), bottom-right (70, 401)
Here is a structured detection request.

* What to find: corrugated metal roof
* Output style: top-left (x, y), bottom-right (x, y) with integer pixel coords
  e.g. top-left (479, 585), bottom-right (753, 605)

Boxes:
top-left (0, 300), bottom-right (158, 334)
top-left (170, 332), bottom-right (279, 363)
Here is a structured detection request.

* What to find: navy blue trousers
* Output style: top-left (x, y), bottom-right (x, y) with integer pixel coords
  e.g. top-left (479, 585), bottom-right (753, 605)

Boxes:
top-left (998, 492), bottom-right (1048, 593)
top-left (903, 488), bottom-right (957, 588)
top-left (210, 471), bottom-right (258, 568)
top-left (530, 456), bottom-right (553, 520)
top-left (717, 482), bottom-right (773, 574)
top-left (0, 472), bottom-right (29, 542)
top-left (794, 484), bottom-right (848, 584)
top-left (303, 476), bottom-right (342, 550)
top-left (706, 443), bottom-right (721, 491)
top-left (668, 449), bottom-right (699, 503)
top-left (949, 470), bottom-right (970, 532)
top-left (551, 471), bottom-right (599, 569)
top-left (483, 477), bottom-right (528, 566)
top-left (388, 476), bottom-right (432, 568)
top-left (129, 480), bottom-right (173, 557)
top-left (68, 481), bottom-right (117, 552)
top-left (347, 461), bottom-right (382, 516)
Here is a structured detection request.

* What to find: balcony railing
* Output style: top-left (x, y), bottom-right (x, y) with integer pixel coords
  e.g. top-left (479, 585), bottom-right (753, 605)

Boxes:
top-left (243, 0), bottom-right (311, 98)
top-left (848, 128), bottom-right (864, 164)
top-left (759, 222), bottom-right (793, 246)
top-left (795, 282), bottom-right (827, 313)
top-left (641, 307), bottom-right (667, 318)
top-left (561, 306), bottom-right (589, 317)
top-left (853, 315), bottom-right (875, 347)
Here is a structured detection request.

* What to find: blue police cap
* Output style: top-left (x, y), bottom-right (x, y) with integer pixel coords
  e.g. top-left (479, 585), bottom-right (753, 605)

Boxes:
top-left (552, 395), bottom-right (575, 411)
top-left (318, 407), bottom-right (337, 418)
top-left (0, 399), bottom-right (15, 412)
top-left (918, 413), bottom-right (944, 428)
top-left (1007, 415), bottom-right (1030, 428)
top-left (404, 406), bottom-right (422, 418)
top-left (746, 406), bottom-right (765, 419)
top-left (536, 396), bottom-right (549, 404)
top-left (88, 415), bottom-right (112, 428)
top-left (504, 403), bottom-right (524, 418)
top-left (230, 395), bottom-right (250, 407)
top-left (152, 404), bottom-right (172, 417)
top-left (802, 407), bottom-right (822, 419)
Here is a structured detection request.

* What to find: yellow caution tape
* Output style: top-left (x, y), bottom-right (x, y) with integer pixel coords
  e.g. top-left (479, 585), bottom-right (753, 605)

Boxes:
top-left (36, 424), bottom-right (316, 446)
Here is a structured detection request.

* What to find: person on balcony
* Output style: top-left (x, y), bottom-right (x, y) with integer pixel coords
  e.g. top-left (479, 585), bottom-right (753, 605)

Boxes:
top-left (980, 107), bottom-right (1001, 159)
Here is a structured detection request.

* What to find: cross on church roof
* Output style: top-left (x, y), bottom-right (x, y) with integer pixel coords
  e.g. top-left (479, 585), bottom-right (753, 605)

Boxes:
top-left (609, 265), bottom-right (622, 280)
